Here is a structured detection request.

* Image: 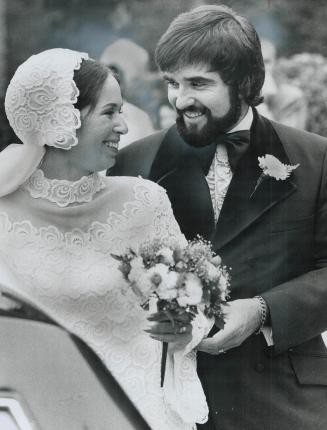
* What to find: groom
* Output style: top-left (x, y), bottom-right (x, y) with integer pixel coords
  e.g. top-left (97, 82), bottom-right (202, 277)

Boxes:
top-left (109, 5), bottom-right (327, 430)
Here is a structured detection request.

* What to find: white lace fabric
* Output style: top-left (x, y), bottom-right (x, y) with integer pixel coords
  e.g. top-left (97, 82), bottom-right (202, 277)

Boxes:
top-left (23, 169), bottom-right (105, 207)
top-left (5, 48), bottom-right (88, 150)
top-left (0, 175), bottom-right (208, 429)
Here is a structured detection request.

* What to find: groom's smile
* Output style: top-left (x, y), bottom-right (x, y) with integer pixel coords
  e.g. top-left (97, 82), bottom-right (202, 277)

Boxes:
top-left (178, 106), bottom-right (209, 133)
top-left (179, 105), bottom-right (208, 124)
top-left (183, 110), bottom-right (203, 119)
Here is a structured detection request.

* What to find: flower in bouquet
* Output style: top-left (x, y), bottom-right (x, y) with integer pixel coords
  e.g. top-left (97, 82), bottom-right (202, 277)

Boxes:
top-left (156, 270), bottom-right (179, 300)
top-left (176, 273), bottom-right (203, 307)
top-left (156, 247), bottom-right (175, 266)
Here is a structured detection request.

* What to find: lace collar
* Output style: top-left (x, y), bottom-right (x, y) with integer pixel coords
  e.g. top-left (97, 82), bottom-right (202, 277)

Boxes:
top-left (22, 169), bottom-right (106, 207)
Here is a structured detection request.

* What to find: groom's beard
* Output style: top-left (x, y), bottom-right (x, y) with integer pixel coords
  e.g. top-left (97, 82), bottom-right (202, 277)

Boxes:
top-left (176, 87), bottom-right (241, 148)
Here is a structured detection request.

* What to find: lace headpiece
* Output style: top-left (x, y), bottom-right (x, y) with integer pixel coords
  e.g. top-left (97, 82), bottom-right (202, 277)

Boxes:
top-left (0, 48), bottom-right (89, 197)
top-left (5, 48), bottom-right (89, 149)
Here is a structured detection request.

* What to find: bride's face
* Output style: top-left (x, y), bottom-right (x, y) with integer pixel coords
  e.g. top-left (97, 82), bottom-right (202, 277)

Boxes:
top-left (71, 74), bottom-right (128, 173)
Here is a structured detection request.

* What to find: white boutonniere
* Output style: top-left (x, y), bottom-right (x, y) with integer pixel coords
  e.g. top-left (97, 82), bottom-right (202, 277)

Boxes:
top-left (251, 154), bottom-right (299, 197)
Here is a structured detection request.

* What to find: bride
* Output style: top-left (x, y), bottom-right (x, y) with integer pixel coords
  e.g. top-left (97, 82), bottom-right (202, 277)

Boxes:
top-left (0, 48), bottom-right (208, 429)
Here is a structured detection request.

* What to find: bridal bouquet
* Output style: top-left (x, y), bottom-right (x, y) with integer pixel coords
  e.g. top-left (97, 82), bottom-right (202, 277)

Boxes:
top-left (113, 236), bottom-right (230, 386)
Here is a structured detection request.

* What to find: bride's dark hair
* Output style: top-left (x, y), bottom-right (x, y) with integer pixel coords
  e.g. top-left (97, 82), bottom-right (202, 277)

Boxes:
top-left (74, 59), bottom-right (115, 112)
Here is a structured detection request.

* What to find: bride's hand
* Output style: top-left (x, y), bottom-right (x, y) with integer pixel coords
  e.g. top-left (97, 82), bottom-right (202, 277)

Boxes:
top-left (145, 311), bottom-right (193, 351)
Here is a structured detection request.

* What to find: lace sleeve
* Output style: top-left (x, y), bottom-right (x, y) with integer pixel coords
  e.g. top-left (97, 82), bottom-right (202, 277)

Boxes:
top-left (154, 184), bottom-right (187, 245)
top-left (133, 179), bottom-right (187, 247)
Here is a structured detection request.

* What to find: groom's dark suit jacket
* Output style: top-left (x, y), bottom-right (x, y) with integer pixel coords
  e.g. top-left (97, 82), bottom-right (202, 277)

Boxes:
top-left (109, 111), bottom-right (327, 430)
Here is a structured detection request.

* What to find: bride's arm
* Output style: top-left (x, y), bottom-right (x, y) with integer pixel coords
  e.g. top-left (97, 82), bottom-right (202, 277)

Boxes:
top-left (144, 182), bottom-right (213, 351)
top-left (147, 181), bottom-right (187, 247)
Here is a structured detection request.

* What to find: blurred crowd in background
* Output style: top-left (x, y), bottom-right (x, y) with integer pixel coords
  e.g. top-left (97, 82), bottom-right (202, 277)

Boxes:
top-left (1, 0), bottom-right (327, 149)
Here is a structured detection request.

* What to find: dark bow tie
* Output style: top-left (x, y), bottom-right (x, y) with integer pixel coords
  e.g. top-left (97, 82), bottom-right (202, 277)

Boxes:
top-left (188, 130), bottom-right (251, 174)
top-left (220, 130), bottom-right (251, 171)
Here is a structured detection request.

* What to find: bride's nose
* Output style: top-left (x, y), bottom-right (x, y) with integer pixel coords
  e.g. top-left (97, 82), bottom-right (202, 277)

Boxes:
top-left (113, 115), bottom-right (128, 135)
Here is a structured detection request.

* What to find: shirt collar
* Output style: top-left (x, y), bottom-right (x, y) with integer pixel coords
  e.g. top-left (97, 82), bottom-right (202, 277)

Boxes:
top-left (228, 107), bottom-right (253, 133)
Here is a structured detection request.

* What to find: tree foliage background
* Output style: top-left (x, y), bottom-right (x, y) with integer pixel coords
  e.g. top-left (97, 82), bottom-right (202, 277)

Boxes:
top-left (5, 0), bottom-right (327, 79)
top-left (1, 0), bottom-right (327, 145)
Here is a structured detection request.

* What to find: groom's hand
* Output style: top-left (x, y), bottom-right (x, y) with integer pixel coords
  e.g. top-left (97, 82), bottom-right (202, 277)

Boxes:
top-left (197, 299), bottom-right (261, 355)
top-left (145, 311), bottom-right (193, 350)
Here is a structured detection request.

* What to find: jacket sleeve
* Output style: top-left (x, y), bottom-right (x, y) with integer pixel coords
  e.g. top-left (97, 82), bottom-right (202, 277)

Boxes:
top-left (262, 145), bottom-right (327, 354)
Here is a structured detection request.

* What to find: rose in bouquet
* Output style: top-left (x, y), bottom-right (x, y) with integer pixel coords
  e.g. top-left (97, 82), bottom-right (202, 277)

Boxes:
top-left (113, 236), bottom-right (230, 386)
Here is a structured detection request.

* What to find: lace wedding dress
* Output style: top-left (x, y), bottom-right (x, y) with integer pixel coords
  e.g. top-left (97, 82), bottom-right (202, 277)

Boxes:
top-left (0, 171), bottom-right (208, 429)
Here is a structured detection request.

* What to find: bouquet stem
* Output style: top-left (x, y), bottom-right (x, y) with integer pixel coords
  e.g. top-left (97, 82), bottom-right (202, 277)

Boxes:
top-left (160, 341), bottom-right (168, 387)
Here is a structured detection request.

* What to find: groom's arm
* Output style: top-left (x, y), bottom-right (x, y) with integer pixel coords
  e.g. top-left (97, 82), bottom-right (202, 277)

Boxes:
top-left (262, 143), bottom-right (327, 353)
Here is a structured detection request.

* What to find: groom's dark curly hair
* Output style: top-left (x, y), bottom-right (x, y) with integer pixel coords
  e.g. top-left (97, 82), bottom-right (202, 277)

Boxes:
top-left (155, 4), bottom-right (265, 107)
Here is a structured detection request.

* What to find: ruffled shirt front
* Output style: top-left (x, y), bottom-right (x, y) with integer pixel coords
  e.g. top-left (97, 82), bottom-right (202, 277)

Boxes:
top-left (206, 144), bottom-right (232, 224)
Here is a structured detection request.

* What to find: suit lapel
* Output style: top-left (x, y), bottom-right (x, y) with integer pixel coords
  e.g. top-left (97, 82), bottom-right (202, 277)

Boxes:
top-left (149, 126), bottom-right (185, 183)
top-left (213, 111), bottom-right (297, 250)
top-left (150, 126), bottom-right (216, 240)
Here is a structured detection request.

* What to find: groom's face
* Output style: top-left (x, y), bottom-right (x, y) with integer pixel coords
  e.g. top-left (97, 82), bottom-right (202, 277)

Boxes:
top-left (164, 64), bottom-right (240, 147)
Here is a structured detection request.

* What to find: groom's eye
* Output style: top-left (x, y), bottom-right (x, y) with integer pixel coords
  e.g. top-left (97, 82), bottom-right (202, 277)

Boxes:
top-left (166, 79), bottom-right (178, 89)
top-left (190, 80), bottom-right (206, 88)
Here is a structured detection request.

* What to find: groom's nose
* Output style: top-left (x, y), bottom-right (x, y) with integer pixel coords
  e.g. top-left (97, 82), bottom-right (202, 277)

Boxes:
top-left (169, 88), bottom-right (195, 111)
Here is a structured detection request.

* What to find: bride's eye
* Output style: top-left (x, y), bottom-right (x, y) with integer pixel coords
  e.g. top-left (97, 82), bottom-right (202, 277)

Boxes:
top-left (105, 108), bottom-right (123, 118)
top-left (105, 110), bottom-right (115, 118)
